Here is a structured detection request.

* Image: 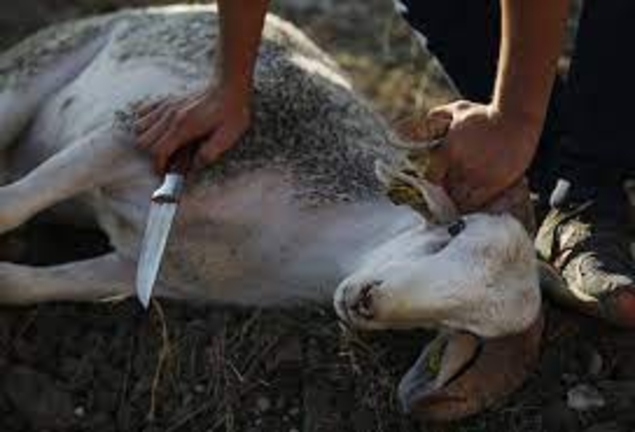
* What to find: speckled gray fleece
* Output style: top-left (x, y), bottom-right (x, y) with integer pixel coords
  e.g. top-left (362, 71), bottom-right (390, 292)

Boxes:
top-left (1, 7), bottom-right (405, 207)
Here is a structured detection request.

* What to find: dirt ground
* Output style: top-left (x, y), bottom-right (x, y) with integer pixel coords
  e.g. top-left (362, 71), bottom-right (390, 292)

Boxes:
top-left (0, 1), bottom-right (634, 432)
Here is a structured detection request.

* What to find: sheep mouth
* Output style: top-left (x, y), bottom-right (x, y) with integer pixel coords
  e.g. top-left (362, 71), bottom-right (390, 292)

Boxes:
top-left (334, 280), bottom-right (383, 327)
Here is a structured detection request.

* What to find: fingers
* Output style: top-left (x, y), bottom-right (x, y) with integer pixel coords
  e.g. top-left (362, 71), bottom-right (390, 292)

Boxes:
top-left (134, 94), bottom-right (210, 173)
top-left (446, 180), bottom-right (477, 212)
top-left (193, 125), bottom-right (240, 170)
top-left (134, 100), bottom-right (162, 118)
top-left (135, 103), bottom-right (174, 149)
top-left (135, 101), bottom-right (168, 136)
top-left (446, 168), bottom-right (507, 213)
top-left (424, 102), bottom-right (474, 210)
top-left (393, 106), bottom-right (453, 144)
top-left (427, 99), bottom-right (480, 139)
top-left (153, 122), bottom-right (183, 174)
top-left (425, 108), bottom-right (453, 140)
top-left (132, 88), bottom-right (251, 174)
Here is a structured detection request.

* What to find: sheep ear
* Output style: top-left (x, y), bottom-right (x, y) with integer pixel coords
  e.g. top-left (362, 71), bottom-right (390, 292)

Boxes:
top-left (375, 160), bottom-right (458, 224)
top-left (538, 260), bottom-right (599, 309)
top-left (398, 331), bottom-right (482, 414)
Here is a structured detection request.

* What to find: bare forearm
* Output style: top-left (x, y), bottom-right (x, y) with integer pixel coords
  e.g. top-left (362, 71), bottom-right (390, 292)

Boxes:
top-left (217, 0), bottom-right (270, 96)
top-left (493, 0), bottom-right (569, 132)
top-left (424, 0), bottom-right (571, 210)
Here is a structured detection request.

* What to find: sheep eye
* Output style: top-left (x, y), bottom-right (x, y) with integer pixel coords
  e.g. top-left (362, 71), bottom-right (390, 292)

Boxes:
top-left (447, 219), bottom-right (465, 237)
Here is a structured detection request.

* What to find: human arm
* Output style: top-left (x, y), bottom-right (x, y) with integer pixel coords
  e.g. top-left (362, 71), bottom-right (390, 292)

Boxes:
top-left (135, 0), bottom-right (270, 173)
top-left (427, 0), bottom-right (570, 211)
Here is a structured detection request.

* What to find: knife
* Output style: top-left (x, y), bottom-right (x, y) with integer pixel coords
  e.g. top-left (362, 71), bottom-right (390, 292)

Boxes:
top-left (135, 143), bottom-right (200, 309)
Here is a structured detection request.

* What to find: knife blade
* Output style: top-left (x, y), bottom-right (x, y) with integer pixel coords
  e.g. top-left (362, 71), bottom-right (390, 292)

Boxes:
top-left (135, 143), bottom-right (200, 308)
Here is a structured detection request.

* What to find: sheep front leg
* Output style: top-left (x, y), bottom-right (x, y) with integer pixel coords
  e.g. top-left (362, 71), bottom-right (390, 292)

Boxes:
top-left (0, 124), bottom-right (147, 234)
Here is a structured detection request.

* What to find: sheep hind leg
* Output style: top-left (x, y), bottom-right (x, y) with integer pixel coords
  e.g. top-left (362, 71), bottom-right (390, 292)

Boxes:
top-left (0, 32), bottom-right (110, 150)
top-left (0, 252), bottom-right (136, 304)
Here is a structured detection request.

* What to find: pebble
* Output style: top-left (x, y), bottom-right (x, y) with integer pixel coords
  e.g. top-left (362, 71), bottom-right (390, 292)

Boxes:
top-left (256, 396), bottom-right (271, 412)
top-left (74, 406), bottom-right (86, 418)
top-left (567, 384), bottom-right (606, 411)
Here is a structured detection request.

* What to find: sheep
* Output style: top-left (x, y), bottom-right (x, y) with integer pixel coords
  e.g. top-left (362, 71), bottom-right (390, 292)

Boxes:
top-left (0, 5), bottom-right (545, 420)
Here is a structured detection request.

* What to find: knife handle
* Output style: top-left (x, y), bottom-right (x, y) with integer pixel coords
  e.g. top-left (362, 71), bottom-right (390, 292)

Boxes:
top-left (152, 141), bottom-right (202, 203)
top-left (166, 141), bottom-right (203, 176)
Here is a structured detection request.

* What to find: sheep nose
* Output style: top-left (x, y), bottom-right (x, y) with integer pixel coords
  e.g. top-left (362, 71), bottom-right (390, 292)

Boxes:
top-left (351, 281), bottom-right (380, 319)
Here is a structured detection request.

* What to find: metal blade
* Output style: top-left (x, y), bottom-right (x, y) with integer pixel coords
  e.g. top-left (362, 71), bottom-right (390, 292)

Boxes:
top-left (135, 202), bottom-right (178, 308)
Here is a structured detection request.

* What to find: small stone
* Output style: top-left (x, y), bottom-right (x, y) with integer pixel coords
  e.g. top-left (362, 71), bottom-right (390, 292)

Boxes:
top-left (74, 406), bottom-right (86, 417)
top-left (288, 406), bottom-right (300, 416)
top-left (587, 351), bottom-right (604, 377)
top-left (256, 396), bottom-right (271, 412)
top-left (567, 384), bottom-right (606, 411)
top-left (194, 384), bottom-right (205, 394)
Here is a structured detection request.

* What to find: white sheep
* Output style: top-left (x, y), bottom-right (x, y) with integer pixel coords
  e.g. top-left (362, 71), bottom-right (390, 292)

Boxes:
top-left (0, 5), bottom-right (544, 421)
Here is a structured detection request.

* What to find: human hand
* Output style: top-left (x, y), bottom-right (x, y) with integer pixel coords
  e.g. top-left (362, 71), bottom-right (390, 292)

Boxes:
top-left (134, 84), bottom-right (252, 173)
top-left (422, 100), bottom-right (542, 212)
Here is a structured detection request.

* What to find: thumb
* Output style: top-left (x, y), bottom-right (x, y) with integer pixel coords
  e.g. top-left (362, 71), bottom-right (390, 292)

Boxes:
top-left (425, 105), bottom-right (454, 139)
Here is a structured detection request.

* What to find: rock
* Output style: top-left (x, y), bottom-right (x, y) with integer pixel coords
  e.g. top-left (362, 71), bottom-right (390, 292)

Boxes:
top-left (567, 384), bottom-right (606, 411)
top-left (256, 396), bottom-right (271, 412)
top-left (4, 365), bottom-right (76, 430)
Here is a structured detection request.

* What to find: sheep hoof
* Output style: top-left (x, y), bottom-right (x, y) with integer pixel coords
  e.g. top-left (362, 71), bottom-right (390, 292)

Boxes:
top-left (399, 312), bottom-right (544, 422)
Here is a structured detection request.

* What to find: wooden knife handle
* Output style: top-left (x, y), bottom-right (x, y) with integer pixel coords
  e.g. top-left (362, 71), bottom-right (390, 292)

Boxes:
top-left (165, 141), bottom-right (203, 176)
